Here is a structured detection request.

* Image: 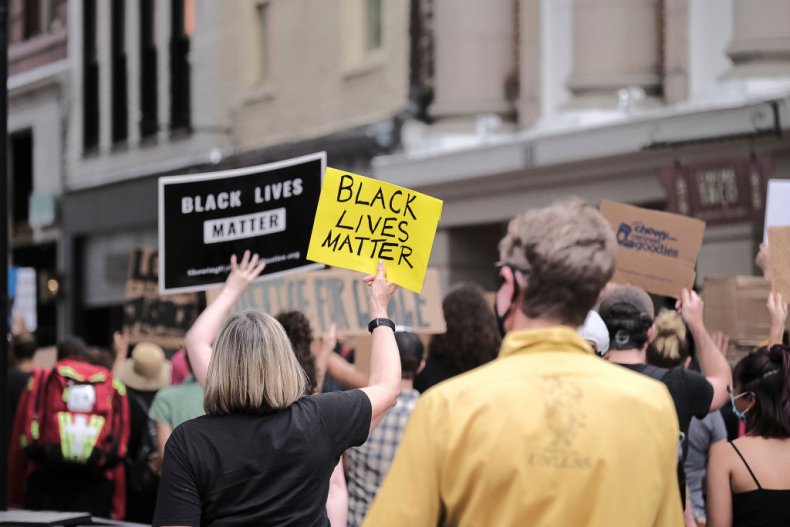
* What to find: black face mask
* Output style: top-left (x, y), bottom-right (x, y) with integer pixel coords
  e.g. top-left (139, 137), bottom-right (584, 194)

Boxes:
top-left (494, 265), bottom-right (522, 338)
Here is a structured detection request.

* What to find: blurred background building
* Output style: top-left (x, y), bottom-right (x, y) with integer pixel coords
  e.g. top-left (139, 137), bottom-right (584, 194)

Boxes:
top-left (7, 0), bottom-right (790, 347)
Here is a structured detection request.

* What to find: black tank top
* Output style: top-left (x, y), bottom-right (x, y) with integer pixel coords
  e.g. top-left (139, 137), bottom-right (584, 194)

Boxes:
top-left (729, 441), bottom-right (790, 527)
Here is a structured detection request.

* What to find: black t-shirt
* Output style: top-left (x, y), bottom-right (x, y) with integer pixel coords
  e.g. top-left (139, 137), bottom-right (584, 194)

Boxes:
top-left (153, 389), bottom-right (371, 527)
top-left (621, 364), bottom-right (713, 503)
top-left (413, 355), bottom-right (461, 393)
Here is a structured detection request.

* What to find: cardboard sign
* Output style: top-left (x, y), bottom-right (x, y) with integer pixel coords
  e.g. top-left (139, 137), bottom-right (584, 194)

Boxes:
top-left (703, 276), bottom-right (790, 346)
top-left (207, 268), bottom-right (446, 337)
top-left (768, 227), bottom-right (790, 299)
top-left (306, 168), bottom-right (443, 294)
top-left (764, 179), bottom-right (790, 243)
top-left (124, 248), bottom-right (201, 351)
top-left (601, 200), bottom-right (706, 298)
top-left (158, 153), bottom-right (326, 293)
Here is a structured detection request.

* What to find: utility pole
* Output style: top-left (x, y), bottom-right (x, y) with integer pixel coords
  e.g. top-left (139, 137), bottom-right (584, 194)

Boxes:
top-left (0, 0), bottom-right (10, 511)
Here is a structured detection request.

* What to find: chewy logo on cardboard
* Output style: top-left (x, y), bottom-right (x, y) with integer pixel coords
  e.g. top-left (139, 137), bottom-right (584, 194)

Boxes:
top-left (601, 200), bottom-right (706, 298)
top-left (307, 168), bottom-right (443, 294)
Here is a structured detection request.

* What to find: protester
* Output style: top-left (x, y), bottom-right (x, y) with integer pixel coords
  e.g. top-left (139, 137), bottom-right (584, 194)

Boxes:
top-left (346, 328), bottom-right (424, 527)
top-left (6, 331), bottom-right (36, 444)
top-left (364, 199), bottom-right (683, 526)
top-left (8, 337), bottom-right (130, 519)
top-left (148, 352), bottom-right (204, 464)
top-left (578, 310), bottom-right (609, 356)
top-left (706, 345), bottom-right (790, 527)
top-left (646, 309), bottom-right (728, 525)
top-left (116, 339), bottom-right (172, 523)
top-left (276, 310), bottom-right (349, 527)
top-left (276, 310), bottom-right (320, 393)
top-left (413, 282), bottom-right (500, 392)
top-left (600, 286), bottom-right (732, 507)
top-left (153, 253), bottom-right (401, 526)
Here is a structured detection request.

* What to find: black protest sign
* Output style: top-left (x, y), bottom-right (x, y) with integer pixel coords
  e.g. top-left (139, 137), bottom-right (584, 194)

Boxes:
top-left (158, 152), bottom-right (326, 293)
top-left (124, 248), bottom-right (200, 351)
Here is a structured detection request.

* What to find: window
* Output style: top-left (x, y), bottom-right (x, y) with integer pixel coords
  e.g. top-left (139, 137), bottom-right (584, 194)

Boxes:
top-left (23, 0), bottom-right (42, 39)
top-left (82, 0), bottom-right (100, 152)
top-left (140, 0), bottom-right (158, 139)
top-left (10, 131), bottom-right (34, 226)
top-left (256, 1), bottom-right (271, 83)
top-left (365, 0), bottom-right (382, 51)
top-left (111, 0), bottom-right (128, 144)
top-left (170, 0), bottom-right (192, 133)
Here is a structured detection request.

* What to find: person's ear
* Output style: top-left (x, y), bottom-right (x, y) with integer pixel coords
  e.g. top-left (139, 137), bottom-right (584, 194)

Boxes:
top-left (416, 358), bottom-right (426, 375)
top-left (495, 266), bottom-right (517, 318)
top-left (646, 323), bottom-right (657, 343)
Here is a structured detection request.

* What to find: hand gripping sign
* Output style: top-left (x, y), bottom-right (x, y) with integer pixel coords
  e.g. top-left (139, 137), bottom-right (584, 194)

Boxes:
top-left (307, 168), bottom-right (443, 294)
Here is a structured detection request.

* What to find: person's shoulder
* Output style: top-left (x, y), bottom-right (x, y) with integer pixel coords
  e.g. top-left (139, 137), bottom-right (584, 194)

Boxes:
top-left (678, 366), bottom-right (708, 385)
top-left (709, 438), bottom-right (735, 466)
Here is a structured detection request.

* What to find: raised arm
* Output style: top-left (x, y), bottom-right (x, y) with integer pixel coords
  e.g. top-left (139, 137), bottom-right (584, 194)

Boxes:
top-left (359, 261), bottom-right (401, 433)
top-left (184, 251), bottom-right (265, 387)
top-left (767, 292), bottom-right (788, 347)
top-left (677, 289), bottom-right (733, 412)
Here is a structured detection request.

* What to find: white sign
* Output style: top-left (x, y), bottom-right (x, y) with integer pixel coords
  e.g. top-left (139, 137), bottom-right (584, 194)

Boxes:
top-left (764, 179), bottom-right (790, 243)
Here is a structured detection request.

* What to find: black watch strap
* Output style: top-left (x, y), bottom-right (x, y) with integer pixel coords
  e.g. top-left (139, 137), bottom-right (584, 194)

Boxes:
top-left (368, 318), bottom-right (396, 333)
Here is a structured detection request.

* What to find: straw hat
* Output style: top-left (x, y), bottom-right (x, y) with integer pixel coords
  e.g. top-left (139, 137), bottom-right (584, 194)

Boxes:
top-left (118, 342), bottom-right (172, 391)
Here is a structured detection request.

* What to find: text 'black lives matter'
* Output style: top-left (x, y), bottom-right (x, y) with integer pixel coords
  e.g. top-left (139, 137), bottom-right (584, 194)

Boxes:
top-left (320, 174), bottom-right (417, 268)
top-left (158, 152), bottom-right (326, 293)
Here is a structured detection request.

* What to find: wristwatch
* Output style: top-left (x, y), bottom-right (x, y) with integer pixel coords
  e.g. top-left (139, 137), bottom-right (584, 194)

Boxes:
top-left (368, 318), bottom-right (396, 333)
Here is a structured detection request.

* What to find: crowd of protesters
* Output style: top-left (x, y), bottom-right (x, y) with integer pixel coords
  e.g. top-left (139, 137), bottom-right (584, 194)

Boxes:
top-left (5, 199), bottom-right (790, 526)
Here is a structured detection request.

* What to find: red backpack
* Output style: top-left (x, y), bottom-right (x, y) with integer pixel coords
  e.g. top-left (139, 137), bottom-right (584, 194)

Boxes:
top-left (16, 359), bottom-right (130, 468)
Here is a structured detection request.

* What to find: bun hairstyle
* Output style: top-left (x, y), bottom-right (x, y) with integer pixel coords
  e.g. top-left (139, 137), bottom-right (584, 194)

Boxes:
top-left (733, 346), bottom-right (790, 439)
top-left (647, 310), bottom-right (689, 368)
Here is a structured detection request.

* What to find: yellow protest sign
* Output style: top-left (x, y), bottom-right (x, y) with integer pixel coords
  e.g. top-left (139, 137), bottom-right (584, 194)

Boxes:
top-left (307, 168), bottom-right (443, 293)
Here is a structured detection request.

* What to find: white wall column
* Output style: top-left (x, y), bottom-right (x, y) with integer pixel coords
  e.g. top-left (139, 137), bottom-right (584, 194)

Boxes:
top-left (127, 0), bottom-right (141, 147)
top-left (431, 0), bottom-right (515, 125)
top-left (727, 0), bottom-right (790, 77)
top-left (97, 0), bottom-right (112, 152)
top-left (518, 0), bottom-right (541, 128)
top-left (567, 0), bottom-right (661, 108)
top-left (157, 0), bottom-right (171, 141)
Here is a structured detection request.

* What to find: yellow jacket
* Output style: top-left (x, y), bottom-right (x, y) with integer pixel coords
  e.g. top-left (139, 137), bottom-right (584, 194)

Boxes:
top-left (363, 326), bottom-right (683, 527)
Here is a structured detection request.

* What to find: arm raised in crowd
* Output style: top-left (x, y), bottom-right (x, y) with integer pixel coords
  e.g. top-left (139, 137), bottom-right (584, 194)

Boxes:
top-left (184, 251), bottom-right (265, 387)
top-left (359, 261), bottom-right (401, 433)
top-left (676, 289), bottom-right (732, 412)
top-left (767, 292), bottom-right (788, 347)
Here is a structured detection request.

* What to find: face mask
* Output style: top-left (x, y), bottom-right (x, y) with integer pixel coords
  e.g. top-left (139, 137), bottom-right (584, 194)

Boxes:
top-left (494, 265), bottom-right (522, 338)
top-left (494, 296), bottom-right (508, 338)
top-left (729, 387), bottom-right (751, 421)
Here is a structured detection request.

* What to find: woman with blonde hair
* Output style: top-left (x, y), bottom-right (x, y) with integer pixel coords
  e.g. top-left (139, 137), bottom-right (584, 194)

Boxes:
top-left (152, 253), bottom-right (401, 526)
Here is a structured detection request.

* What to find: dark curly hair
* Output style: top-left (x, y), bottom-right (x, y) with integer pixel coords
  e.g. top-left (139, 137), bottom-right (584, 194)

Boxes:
top-left (275, 311), bottom-right (317, 394)
top-left (428, 282), bottom-right (501, 373)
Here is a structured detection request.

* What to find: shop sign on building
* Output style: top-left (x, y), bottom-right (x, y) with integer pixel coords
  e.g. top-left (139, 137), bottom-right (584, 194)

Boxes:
top-left (659, 157), bottom-right (771, 225)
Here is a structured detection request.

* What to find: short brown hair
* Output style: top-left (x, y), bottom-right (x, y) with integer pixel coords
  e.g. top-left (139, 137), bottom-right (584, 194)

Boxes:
top-left (498, 198), bottom-right (616, 326)
top-left (204, 310), bottom-right (308, 415)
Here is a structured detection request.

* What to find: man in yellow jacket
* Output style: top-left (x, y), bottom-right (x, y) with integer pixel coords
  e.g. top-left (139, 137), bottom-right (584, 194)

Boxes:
top-left (364, 199), bottom-right (683, 527)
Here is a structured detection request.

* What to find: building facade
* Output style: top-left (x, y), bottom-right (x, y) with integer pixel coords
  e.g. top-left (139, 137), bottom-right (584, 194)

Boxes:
top-left (10, 0), bottom-right (789, 344)
top-left (8, 0), bottom-right (69, 345)
top-left (374, 0), bottom-right (790, 293)
top-left (59, 0), bottom-right (412, 344)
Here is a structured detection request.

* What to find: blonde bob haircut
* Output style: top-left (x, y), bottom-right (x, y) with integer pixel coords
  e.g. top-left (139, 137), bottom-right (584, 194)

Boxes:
top-left (204, 309), bottom-right (309, 415)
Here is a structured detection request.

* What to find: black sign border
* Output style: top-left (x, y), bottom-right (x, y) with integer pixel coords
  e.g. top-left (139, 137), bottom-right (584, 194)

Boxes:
top-left (158, 152), bottom-right (327, 294)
